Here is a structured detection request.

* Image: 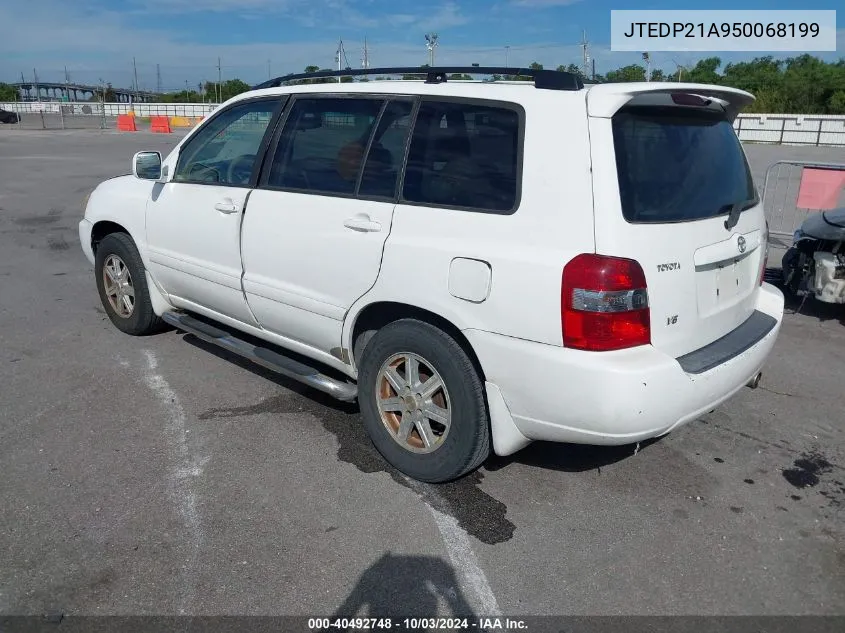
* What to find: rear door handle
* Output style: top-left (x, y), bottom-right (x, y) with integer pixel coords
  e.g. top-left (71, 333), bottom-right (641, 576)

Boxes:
top-left (214, 199), bottom-right (239, 214)
top-left (343, 215), bottom-right (382, 233)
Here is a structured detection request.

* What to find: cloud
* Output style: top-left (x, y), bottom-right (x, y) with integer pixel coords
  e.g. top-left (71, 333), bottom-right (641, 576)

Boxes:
top-left (0, 0), bottom-right (476, 88)
top-left (138, 0), bottom-right (301, 13)
top-left (510, 0), bottom-right (584, 6)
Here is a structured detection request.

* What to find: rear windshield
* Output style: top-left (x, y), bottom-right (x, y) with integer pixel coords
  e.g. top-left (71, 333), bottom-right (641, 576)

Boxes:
top-left (612, 107), bottom-right (757, 224)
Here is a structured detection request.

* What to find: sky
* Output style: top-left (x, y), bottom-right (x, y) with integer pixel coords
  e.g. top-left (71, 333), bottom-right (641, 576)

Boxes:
top-left (0, 0), bottom-right (842, 92)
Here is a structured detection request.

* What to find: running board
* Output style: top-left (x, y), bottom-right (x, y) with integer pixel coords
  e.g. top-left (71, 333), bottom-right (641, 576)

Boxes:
top-left (161, 312), bottom-right (358, 402)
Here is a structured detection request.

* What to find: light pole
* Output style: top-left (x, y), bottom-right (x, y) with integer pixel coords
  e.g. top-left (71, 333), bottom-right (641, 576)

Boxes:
top-left (425, 33), bottom-right (438, 66)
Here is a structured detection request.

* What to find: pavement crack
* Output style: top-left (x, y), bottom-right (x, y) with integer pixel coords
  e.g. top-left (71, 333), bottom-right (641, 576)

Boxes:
top-left (759, 386), bottom-right (798, 397)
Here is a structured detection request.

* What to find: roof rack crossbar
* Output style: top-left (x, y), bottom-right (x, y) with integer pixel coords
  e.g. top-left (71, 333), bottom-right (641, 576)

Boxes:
top-left (253, 66), bottom-right (583, 92)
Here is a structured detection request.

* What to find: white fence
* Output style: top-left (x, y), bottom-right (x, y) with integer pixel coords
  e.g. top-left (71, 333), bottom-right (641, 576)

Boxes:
top-left (0, 101), bottom-right (218, 117)
top-left (733, 114), bottom-right (845, 146)
top-left (2, 101), bottom-right (845, 146)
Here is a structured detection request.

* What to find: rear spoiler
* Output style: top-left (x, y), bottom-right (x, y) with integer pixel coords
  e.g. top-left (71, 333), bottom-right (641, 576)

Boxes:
top-left (586, 82), bottom-right (755, 123)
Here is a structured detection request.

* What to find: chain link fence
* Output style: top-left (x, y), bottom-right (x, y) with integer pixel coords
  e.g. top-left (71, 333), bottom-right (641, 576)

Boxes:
top-left (762, 160), bottom-right (845, 245)
top-left (0, 102), bottom-right (218, 131)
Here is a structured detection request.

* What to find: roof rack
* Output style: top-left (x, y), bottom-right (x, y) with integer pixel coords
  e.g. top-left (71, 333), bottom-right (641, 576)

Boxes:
top-left (253, 66), bottom-right (584, 92)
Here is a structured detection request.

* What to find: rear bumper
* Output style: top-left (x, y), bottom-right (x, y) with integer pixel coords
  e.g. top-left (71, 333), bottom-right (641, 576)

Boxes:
top-left (466, 283), bottom-right (785, 446)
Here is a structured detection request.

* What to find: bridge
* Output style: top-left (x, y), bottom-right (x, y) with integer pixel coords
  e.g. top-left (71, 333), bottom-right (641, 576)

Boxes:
top-left (12, 82), bottom-right (160, 103)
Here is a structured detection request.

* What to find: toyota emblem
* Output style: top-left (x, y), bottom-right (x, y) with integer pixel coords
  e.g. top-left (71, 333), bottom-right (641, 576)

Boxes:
top-left (737, 236), bottom-right (747, 253)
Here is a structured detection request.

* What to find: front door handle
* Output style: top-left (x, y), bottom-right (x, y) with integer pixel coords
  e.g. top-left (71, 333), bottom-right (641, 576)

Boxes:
top-left (214, 199), bottom-right (239, 214)
top-left (343, 215), bottom-right (382, 233)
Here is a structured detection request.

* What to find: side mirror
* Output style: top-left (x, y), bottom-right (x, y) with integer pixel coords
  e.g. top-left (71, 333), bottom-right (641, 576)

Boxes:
top-left (132, 151), bottom-right (163, 181)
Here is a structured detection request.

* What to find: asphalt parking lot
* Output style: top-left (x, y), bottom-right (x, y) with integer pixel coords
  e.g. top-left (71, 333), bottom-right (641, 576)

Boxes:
top-left (0, 128), bottom-right (843, 619)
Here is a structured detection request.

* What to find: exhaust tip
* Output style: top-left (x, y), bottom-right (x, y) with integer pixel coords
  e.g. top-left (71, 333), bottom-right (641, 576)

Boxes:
top-left (747, 372), bottom-right (762, 389)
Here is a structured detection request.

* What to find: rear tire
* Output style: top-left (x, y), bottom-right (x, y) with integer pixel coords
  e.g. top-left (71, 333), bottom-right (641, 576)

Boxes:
top-left (94, 233), bottom-right (164, 336)
top-left (358, 319), bottom-right (490, 483)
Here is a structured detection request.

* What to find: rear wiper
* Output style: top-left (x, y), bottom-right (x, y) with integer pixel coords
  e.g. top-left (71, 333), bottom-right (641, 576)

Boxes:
top-left (722, 198), bottom-right (757, 231)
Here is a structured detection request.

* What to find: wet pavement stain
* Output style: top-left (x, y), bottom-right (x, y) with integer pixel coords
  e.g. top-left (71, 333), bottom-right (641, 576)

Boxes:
top-left (744, 478), bottom-right (755, 485)
top-left (47, 235), bottom-right (70, 251)
top-left (198, 388), bottom-right (515, 545)
top-left (713, 457), bottom-right (724, 463)
top-left (782, 451), bottom-right (833, 489)
top-left (15, 207), bottom-right (62, 227)
top-left (729, 506), bottom-right (743, 514)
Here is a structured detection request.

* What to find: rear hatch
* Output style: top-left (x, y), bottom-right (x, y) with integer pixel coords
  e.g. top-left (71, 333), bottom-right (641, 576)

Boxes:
top-left (586, 84), bottom-right (766, 359)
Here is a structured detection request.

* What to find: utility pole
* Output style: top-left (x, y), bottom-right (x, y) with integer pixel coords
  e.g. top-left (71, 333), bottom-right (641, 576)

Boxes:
top-left (64, 66), bottom-right (70, 101)
top-left (133, 57), bottom-right (139, 100)
top-left (33, 69), bottom-right (40, 102)
top-left (268, 59), bottom-right (271, 80)
top-left (217, 57), bottom-right (222, 103)
top-left (362, 37), bottom-right (370, 69)
top-left (592, 58), bottom-right (596, 81)
top-left (642, 52), bottom-right (651, 82)
top-left (335, 39), bottom-right (346, 82)
top-left (580, 30), bottom-right (590, 80)
top-left (425, 33), bottom-right (438, 67)
top-left (156, 64), bottom-right (162, 93)
top-left (505, 45), bottom-right (510, 68)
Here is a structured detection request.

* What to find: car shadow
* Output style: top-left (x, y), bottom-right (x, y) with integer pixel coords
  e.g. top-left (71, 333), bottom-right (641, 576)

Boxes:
top-left (176, 320), bottom-right (663, 477)
top-left (484, 436), bottom-right (663, 474)
top-left (180, 330), bottom-right (359, 415)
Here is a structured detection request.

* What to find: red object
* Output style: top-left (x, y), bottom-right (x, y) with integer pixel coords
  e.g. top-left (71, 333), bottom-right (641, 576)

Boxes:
top-left (150, 115), bottom-right (171, 133)
top-left (561, 254), bottom-right (651, 352)
top-left (671, 93), bottom-right (712, 107)
top-left (796, 167), bottom-right (845, 210)
top-left (116, 114), bottom-right (137, 132)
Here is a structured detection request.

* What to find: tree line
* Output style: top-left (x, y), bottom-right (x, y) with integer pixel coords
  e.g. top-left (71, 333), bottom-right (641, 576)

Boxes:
top-left (244, 55), bottom-right (845, 114)
top-left (2, 54), bottom-right (843, 114)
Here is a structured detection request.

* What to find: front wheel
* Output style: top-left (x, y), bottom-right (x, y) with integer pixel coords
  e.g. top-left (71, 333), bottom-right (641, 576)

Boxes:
top-left (358, 319), bottom-right (491, 483)
top-left (94, 232), bottom-right (164, 336)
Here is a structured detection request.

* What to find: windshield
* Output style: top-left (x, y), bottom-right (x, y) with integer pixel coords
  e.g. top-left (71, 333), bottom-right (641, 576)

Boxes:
top-left (612, 106), bottom-right (757, 224)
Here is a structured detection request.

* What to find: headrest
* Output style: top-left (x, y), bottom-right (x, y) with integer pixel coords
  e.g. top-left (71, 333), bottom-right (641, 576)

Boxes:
top-left (336, 142), bottom-right (365, 181)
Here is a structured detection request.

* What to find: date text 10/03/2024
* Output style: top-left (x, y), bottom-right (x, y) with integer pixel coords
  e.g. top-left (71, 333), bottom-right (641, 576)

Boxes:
top-left (308, 617), bottom-right (529, 631)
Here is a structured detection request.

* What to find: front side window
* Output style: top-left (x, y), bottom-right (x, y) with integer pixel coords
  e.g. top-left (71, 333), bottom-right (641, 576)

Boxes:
top-left (267, 97), bottom-right (386, 196)
top-left (174, 99), bottom-right (278, 186)
top-left (401, 100), bottom-right (521, 213)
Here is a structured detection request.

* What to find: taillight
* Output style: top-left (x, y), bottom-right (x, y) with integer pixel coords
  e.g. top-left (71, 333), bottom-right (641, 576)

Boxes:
top-left (562, 254), bottom-right (651, 352)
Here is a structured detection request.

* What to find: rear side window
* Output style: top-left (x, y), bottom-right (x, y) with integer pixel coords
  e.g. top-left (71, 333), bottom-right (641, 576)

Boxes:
top-left (402, 100), bottom-right (522, 213)
top-left (358, 100), bottom-right (414, 199)
top-left (612, 107), bottom-right (757, 223)
top-left (268, 97), bottom-right (385, 195)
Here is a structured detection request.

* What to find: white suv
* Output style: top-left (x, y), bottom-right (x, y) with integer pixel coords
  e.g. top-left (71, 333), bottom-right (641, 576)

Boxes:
top-left (79, 67), bottom-right (785, 483)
